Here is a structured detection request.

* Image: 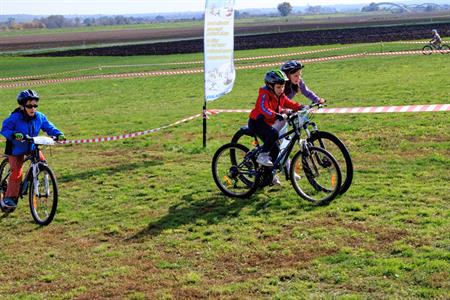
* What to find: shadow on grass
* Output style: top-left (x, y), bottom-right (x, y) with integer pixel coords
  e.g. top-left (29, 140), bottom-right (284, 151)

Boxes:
top-left (126, 192), bottom-right (262, 241)
top-left (58, 160), bottom-right (163, 183)
top-left (126, 188), bottom-right (315, 241)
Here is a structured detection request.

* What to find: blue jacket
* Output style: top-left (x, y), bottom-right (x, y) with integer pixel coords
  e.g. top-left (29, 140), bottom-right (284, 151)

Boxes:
top-left (1, 109), bottom-right (62, 156)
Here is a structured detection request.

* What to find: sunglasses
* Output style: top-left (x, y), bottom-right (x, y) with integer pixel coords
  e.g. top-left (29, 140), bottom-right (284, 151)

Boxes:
top-left (25, 104), bottom-right (38, 109)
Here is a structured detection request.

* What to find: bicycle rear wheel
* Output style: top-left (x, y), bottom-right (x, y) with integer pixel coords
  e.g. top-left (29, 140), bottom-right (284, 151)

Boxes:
top-left (29, 163), bottom-right (58, 225)
top-left (422, 45), bottom-right (433, 55)
top-left (212, 143), bottom-right (259, 198)
top-left (0, 158), bottom-right (11, 210)
top-left (290, 147), bottom-right (342, 206)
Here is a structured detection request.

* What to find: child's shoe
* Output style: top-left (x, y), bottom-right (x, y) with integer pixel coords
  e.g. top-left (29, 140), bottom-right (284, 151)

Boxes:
top-left (257, 152), bottom-right (273, 167)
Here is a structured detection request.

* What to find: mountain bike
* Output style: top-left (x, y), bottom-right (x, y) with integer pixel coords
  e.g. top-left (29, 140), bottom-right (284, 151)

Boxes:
top-left (212, 105), bottom-right (343, 206)
top-left (0, 136), bottom-right (58, 225)
top-left (231, 102), bottom-right (353, 195)
top-left (422, 43), bottom-right (450, 55)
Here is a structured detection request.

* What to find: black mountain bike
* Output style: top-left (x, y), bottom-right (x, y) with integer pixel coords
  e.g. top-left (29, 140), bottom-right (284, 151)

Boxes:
top-left (0, 136), bottom-right (58, 225)
top-left (422, 43), bottom-right (450, 55)
top-left (231, 103), bottom-right (353, 195)
top-left (212, 105), bottom-right (343, 206)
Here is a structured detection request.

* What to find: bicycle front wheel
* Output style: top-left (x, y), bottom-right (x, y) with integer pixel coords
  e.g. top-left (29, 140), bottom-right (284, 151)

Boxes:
top-left (290, 147), bottom-right (342, 206)
top-left (422, 45), bottom-right (433, 55)
top-left (308, 131), bottom-right (353, 195)
top-left (29, 163), bottom-right (58, 225)
top-left (212, 143), bottom-right (259, 198)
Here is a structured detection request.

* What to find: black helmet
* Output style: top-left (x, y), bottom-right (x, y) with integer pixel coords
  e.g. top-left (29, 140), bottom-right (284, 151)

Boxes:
top-left (281, 60), bottom-right (304, 75)
top-left (17, 89), bottom-right (39, 106)
top-left (264, 70), bottom-right (288, 88)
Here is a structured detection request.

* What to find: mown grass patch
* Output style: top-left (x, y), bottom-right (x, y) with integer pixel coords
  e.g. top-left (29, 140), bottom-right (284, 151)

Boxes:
top-left (0, 43), bottom-right (448, 298)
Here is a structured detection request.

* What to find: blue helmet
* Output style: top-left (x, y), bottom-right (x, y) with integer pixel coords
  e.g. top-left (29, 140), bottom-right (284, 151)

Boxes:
top-left (281, 60), bottom-right (304, 75)
top-left (17, 89), bottom-right (39, 106)
top-left (264, 70), bottom-right (288, 88)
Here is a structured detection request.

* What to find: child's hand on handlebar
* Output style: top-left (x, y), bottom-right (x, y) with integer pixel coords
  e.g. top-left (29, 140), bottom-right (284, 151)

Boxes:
top-left (13, 132), bottom-right (24, 141)
top-left (281, 108), bottom-right (293, 115)
top-left (275, 113), bottom-right (288, 121)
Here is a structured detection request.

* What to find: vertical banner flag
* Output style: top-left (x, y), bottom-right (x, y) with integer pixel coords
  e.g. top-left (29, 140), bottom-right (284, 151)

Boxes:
top-left (204, 0), bottom-right (236, 101)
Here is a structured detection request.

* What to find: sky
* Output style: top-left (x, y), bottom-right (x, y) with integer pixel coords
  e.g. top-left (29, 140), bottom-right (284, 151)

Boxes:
top-left (0, 0), bottom-right (372, 15)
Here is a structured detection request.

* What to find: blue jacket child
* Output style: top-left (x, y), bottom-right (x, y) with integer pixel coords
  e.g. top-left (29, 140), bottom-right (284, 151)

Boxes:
top-left (0, 89), bottom-right (65, 211)
top-left (1, 107), bottom-right (63, 155)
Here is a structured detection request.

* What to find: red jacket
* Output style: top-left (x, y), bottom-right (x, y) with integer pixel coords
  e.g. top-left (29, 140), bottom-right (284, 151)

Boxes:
top-left (249, 86), bottom-right (302, 126)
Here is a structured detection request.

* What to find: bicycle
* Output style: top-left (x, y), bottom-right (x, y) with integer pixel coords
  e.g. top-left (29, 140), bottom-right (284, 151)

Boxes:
top-left (422, 43), bottom-right (450, 55)
top-left (230, 102), bottom-right (353, 195)
top-left (0, 136), bottom-right (58, 225)
top-left (212, 104), bottom-right (343, 206)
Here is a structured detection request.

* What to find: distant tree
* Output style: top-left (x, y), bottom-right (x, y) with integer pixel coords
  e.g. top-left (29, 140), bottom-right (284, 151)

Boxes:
top-left (306, 5), bottom-right (321, 14)
top-left (361, 3), bottom-right (379, 12)
top-left (277, 2), bottom-right (293, 17)
top-left (83, 17), bottom-right (95, 26)
top-left (40, 15), bottom-right (66, 28)
top-left (155, 15), bottom-right (165, 22)
top-left (74, 17), bottom-right (81, 27)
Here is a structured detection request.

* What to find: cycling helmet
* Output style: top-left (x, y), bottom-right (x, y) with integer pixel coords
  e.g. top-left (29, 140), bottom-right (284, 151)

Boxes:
top-left (264, 70), bottom-right (288, 88)
top-left (17, 89), bottom-right (39, 105)
top-left (281, 60), bottom-right (304, 75)
top-left (432, 29), bottom-right (438, 34)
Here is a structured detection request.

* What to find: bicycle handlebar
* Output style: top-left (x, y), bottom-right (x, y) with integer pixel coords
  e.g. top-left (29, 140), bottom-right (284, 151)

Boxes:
top-left (287, 102), bottom-right (325, 121)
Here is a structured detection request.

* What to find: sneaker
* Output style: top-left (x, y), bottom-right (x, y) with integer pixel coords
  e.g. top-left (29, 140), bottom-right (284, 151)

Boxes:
top-left (257, 152), bottom-right (273, 167)
top-left (0, 197), bottom-right (17, 210)
top-left (272, 175), bottom-right (282, 186)
top-left (293, 172), bottom-right (301, 181)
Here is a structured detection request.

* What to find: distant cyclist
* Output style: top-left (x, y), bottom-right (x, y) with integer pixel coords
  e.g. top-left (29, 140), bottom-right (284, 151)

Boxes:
top-left (430, 29), bottom-right (442, 48)
top-left (0, 89), bottom-right (66, 211)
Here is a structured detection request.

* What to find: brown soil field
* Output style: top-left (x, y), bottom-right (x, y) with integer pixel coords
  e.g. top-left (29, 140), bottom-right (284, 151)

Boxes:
top-left (1, 12), bottom-right (449, 55)
top-left (25, 22), bottom-right (450, 57)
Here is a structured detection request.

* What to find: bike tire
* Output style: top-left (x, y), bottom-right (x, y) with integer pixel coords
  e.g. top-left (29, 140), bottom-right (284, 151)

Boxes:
top-left (231, 127), bottom-right (259, 147)
top-left (0, 158), bottom-right (10, 205)
top-left (212, 143), bottom-right (259, 198)
top-left (29, 163), bottom-right (58, 226)
top-left (290, 147), bottom-right (342, 206)
top-left (440, 44), bottom-right (450, 54)
top-left (422, 45), bottom-right (433, 55)
top-left (231, 128), bottom-right (353, 195)
top-left (308, 131), bottom-right (353, 195)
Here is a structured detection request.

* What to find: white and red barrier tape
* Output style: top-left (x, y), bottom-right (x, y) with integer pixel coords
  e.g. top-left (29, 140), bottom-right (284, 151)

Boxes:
top-left (58, 113), bottom-right (202, 145)
top-left (208, 104), bottom-right (450, 115)
top-left (5, 49), bottom-right (449, 89)
top-left (1, 104), bottom-right (446, 145)
top-left (0, 46), bottom-right (350, 82)
top-left (2, 40), bottom-right (446, 84)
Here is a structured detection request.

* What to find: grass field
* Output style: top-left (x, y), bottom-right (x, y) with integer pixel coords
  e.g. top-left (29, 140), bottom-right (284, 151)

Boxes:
top-left (0, 43), bottom-right (449, 299)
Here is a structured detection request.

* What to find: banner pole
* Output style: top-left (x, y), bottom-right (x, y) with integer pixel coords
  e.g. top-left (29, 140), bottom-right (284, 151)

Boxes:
top-left (203, 102), bottom-right (207, 148)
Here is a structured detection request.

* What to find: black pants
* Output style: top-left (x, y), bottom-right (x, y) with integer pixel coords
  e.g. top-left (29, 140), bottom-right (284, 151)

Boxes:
top-left (248, 118), bottom-right (279, 161)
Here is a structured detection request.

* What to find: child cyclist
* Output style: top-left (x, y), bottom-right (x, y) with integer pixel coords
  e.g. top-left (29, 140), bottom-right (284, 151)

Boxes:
top-left (281, 60), bottom-right (325, 104)
top-left (248, 70), bottom-right (304, 185)
top-left (430, 29), bottom-right (442, 48)
top-left (0, 89), bottom-right (65, 212)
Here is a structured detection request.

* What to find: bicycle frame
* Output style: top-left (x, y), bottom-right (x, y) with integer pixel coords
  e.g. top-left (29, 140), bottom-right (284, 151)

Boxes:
top-left (245, 106), bottom-right (317, 176)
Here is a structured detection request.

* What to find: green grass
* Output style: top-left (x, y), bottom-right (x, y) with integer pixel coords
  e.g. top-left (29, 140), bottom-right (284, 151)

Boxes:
top-left (0, 43), bottom-right (448, 299)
